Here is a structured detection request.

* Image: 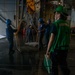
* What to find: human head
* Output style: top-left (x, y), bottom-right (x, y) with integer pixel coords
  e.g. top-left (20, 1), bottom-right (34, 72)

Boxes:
top-left (6, 19), bottom-right (11, 26)
top-left (47, 19), bottom-right (51, 24)
top-left (38, 18), bottom-right (44, 24)
top-left (20, 20), bottom-right (26, 28)
top-left (55, 5), bottom-right (68, 20)
top-left (22, 21), bottom-right (26, 25)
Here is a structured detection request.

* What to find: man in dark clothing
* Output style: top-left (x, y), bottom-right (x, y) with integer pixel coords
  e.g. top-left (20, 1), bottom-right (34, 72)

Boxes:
top-left (6, 19), bottom-right (17, 55)
top-left (45, 19), bottom-right (51, 47)
top-left (38, 18), bottom-right (45, 50)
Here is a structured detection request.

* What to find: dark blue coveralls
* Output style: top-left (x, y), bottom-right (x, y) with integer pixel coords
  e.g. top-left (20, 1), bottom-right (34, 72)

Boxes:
top-left (44, 24), bottom-right (51, 46)
top-left (6, 25), bottom-right (17, 54)
top-left (38, 23), bottom-right (45, 50)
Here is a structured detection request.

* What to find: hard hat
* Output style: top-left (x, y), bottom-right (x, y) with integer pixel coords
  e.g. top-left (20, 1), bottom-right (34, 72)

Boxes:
top-left (55, 5), bottom-right (63, 13)
top-left (6, 19), bottom-right (11, 25)
top-left (38, 18), bottom-right (44, 23)
top-left (55, 5), bottom-right (68, 16)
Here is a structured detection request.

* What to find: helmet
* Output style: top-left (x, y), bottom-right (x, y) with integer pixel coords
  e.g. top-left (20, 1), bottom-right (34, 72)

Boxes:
top-left (38, 18), bottom-right (44, 23)
top-left (6, 19), bottom-right (11, 25)
top-left (55, 5), bottom-right (68, 16)
top-left (55, 5), bottom-right (68, 15)
top-left (55, 5), bottom-right (63, 13)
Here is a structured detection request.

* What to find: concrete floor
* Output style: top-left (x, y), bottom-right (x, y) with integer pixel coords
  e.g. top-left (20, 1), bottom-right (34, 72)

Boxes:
top-left (0, 38), bottom-right (33, 75)
top-left (0, 35), bottom-right (75, 75)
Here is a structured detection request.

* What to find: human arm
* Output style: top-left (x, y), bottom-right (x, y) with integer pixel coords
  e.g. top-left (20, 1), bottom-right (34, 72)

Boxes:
top-left (46, 24), bottom-right (57, 57)
top-left (46, 33), bottom-right (55, 55)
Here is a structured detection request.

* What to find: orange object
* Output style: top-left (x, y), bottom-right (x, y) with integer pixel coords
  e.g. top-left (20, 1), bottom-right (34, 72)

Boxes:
top-left (26, 0), bottom-right (35, 14)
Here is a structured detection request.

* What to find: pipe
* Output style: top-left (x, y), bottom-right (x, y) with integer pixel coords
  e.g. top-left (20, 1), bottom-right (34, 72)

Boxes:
top-left (0, 14), bottom-right (16, 29)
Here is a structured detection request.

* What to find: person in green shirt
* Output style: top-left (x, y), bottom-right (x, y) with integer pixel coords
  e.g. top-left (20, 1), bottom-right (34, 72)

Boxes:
top-left (46, 5), bottom-right (70, 75)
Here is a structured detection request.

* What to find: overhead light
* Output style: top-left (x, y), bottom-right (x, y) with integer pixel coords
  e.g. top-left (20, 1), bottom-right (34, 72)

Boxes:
top-left (58, 2), bottom-right (61, 5)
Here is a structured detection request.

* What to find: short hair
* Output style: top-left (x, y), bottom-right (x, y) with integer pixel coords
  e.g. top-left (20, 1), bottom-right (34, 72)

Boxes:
top-left (60, 12), bottom-right (68, 20)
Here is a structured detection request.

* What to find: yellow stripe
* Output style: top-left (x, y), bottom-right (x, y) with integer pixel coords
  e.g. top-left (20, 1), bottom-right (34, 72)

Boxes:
top-left (59, 23), bottom-right (69, 27)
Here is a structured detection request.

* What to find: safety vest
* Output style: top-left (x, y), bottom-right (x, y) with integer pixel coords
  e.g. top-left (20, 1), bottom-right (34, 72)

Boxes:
top-left (50, 19), bottom-right (70, 52)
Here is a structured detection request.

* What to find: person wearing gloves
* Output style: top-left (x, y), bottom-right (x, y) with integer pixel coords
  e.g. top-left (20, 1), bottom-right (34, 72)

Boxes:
top-left (46, 5), bottom-right (70, 75)
top-left (6, 19), bottom-right (17, 55)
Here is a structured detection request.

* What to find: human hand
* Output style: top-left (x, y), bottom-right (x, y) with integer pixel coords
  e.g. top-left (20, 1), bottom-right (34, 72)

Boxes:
top-left (46, 51), bottom-right (50, 59)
